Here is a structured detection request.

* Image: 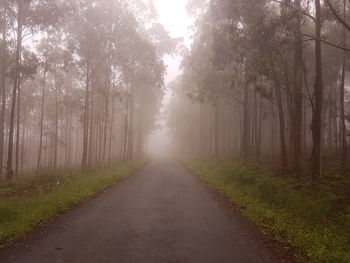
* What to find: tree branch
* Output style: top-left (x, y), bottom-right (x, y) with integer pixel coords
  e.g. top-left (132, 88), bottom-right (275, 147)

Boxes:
top-left (287, 29), bottom-right (350, 52)
top-left (325, 0), bottom-right (350, 32)
top-left (271, 0), bottom-right (316, 23)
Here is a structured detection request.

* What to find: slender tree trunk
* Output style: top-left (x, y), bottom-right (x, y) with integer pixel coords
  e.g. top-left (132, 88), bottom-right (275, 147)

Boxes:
top-left (7, 0), bottom-right (23, 180)
top-left (88, 83), bottom-right (95, 165)
top-left (109, 97), bottom-right (115, 162)
top-left (37, 69), bottom-right (47, 170)
top-left (242, 85), bottom-right (251, 161)
top-left (127, 94), bottom-right (134, 161)
top-left (214, 99), bottom-right (220, 156)
top-left (81, 62), bottom-right (90, 168)
top-left (123, 95), bottom-right (129, 162)
top-left (252, 90), bottom-right (258, 161)
top-left (15, 85), bottom-right (21, 175)
top-left (340, 0), bottom-right (347, 165)
top-left (311, 0), bottom-right (324, 179)
top-left (0, 27), bottom-right (6, 177)
top-left (54, 70), bottom-right (58, 170)
top-left (292, 0), bottom-right (303, 176)
top-left (255, 94), bottom-right (262, 163)
top-left (20, 105), bottom-right (26, 172)
top-left (271, 61), bottom-right (288, 171)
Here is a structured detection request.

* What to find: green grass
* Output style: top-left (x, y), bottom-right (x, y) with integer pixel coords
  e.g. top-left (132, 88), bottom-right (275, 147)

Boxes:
top-left (182, 158), bottom-right (350, 263)
top-left (0, 161), bottom-right (146, 247)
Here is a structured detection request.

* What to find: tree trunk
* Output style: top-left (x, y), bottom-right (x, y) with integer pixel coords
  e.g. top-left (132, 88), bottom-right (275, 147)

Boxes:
top-left (123, 95), bottom-right (129, 162)
top-left (292, 0), bottom-right (303, 176)
top-left (15, 83), bottom-right (21, 175)
top-left (0, 27), bottom-right (6, 177)
top-left (127, 94), bottom-right (134, 161)
top-left (311, 0), bottom-right (324, 179)
top-left (340, 0), bottom-right (347, 166)
top-left (81, 62), bottom-right (90, 168)
top-left (271, 61), bottom-right (288, 171)
top-left (109, 97), bottom-right (115, 162)
top-left (37, 69), bottom-right (47, 170)
top-left (54, 70), bottom-right (58, 170)
top-left (214, 99), bottom-right (220, 156)
top-left (242, 84), bottom-right (251, 161)
top-left (7, 0), bottom-right (23, 180)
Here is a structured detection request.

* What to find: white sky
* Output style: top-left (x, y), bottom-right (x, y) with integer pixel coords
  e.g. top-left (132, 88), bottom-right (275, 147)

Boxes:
top-left (153, 0), bottom-right (192, 84)
top-left (147, 0), bottom-right (193, 157)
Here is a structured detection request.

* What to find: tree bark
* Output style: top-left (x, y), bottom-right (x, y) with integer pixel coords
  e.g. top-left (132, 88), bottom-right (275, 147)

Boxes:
top-left (241, 84), bottom-right (251, 161)
top-left (271, 60), bottom-right (288, 171)
top-left (340, 0), bottom-right (347, 165)
top-left (53, 69), bottom-right (58, 170)
top-left (292, 0), bottom-right (303, 176)
top-left (37, 69), bottom-right (47, 170)
top-left (15, 78), bottom-right (21, 175)
top-left (81, 62), bottom-right (90, 168)
top-left (0, 27), bottom-right (6, 177)
top-left (311, 0), bottom-right (324, 179)
top-left (7, 0), bottom-right (23, 180)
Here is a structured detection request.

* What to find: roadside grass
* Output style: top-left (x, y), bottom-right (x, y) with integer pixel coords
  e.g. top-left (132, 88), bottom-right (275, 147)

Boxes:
top-left (182, 158), bottom-right (350, 263)
top-left (0, 161), bottom-right (146, 247)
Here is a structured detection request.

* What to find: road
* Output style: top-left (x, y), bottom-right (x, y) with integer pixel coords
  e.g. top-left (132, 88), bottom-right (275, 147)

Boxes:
top-left (0, 160), bottom-right (290, 263)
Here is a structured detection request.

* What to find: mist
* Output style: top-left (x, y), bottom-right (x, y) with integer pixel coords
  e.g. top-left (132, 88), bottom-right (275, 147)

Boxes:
top-left (0, 1), bottom-right (349, 263)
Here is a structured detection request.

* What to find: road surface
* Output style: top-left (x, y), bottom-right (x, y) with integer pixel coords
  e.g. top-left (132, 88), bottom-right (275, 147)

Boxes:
top-left (0, 160), bottom-right (292, 263)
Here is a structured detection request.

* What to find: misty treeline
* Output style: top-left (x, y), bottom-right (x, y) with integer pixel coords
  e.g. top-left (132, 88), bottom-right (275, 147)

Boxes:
top-left (168, 0), bottom-right (350, 178)
top-left (0, 0), bottom-right (176, 180)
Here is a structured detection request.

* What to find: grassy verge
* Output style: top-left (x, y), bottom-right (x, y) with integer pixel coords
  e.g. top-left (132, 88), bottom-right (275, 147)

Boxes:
top-left (182, 158), bottom-right (350, 263)
top-left (0, 161), bottom-right (146, 247)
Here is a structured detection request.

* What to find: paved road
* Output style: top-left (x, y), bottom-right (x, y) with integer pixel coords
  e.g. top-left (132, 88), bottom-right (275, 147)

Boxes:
top-left (0, 160), bottom-right (285, 263)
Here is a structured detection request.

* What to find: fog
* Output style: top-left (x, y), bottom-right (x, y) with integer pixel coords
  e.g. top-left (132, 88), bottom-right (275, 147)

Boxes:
top-left (0, 1), bottom-right (349, 262)
top-left (0, 0), bottom-right (349, 179)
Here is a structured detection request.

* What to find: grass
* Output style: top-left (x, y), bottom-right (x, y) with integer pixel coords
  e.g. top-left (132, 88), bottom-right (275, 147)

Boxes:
top-left (182, 158), bottom-right (350, 263)
top-left (0, 161), bottom-right (146, 248)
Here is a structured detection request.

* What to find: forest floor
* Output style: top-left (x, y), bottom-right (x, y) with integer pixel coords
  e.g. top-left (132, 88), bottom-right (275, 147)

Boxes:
top-left (0, 160), bottom-right (296, 263)
top-left (0, 161), bottom-right (145, 248)
top-left (183, 158), bottom-right (350, 263)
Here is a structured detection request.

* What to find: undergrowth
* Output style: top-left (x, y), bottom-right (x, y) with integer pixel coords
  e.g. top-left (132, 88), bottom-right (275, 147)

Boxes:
top-left (183, 158), bottom-right (350, 263)
top-left (0, 161), bottom-right (146, 247)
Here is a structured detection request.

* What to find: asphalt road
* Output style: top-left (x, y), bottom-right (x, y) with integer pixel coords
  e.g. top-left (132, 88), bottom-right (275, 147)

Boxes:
top-left (0, 160), bottom-right (288, 263)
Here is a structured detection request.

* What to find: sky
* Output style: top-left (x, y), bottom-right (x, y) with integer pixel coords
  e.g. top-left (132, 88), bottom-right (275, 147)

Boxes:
top-left (147, 0), bottom-right (193, 157)
top-left (153, 0), bottom-right (193, 84)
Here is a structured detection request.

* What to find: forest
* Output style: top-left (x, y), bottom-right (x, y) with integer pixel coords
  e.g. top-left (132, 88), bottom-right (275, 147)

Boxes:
top-left (169, 0), bottom-right (350, 179)
top-left (0, 1), bottom-right (349, 263)
top-left (0, 0), bottom-right (175, 179)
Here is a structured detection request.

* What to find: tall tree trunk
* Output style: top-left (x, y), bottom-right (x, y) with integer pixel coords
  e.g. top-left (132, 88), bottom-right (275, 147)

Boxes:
top-left (136, 103), bottom-right (143, 159)
top-left (340, 0), bottom-right (347, 166)
top-left (292, 0), bottom-right (303, 176)
top-left (20, 104), bottom-right (26, 172)
top-left (123, 95), bottom-right (129, 162)
top-left (127, 94), bottom-right (134, 161)
top-left (214, 99), bottom-right (220, 156)
top-left (81, 62), bottom-right (90, 168)
top-left (15, 84), bottom-right (21, 175)
top-left (0, 27), bottom-right (6, 177)
top-left (255, 94), bottom-right (262, 163)
top-left (109, 97), bottom-right (115, 162)
top-left (241, 84), bottom-right (251, 161)
top-left (271, 60), bottom-right (288, 171)
top-left (311, 0), bottom-right (324, 179)
top-left (37, 69), bottom-right (47, 170)
top-left (54, 70), bottom-right (58, 170)
top-left (7, 0), bottom-right (23, 180)
top-left (88, 82), bottom-right (95, 165)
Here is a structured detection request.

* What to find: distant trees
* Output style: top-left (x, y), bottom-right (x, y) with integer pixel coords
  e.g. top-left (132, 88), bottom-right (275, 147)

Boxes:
top-left (168, 0), bottom-right (350, 178)
top-left (0, 0), bottom-right (174, 179)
